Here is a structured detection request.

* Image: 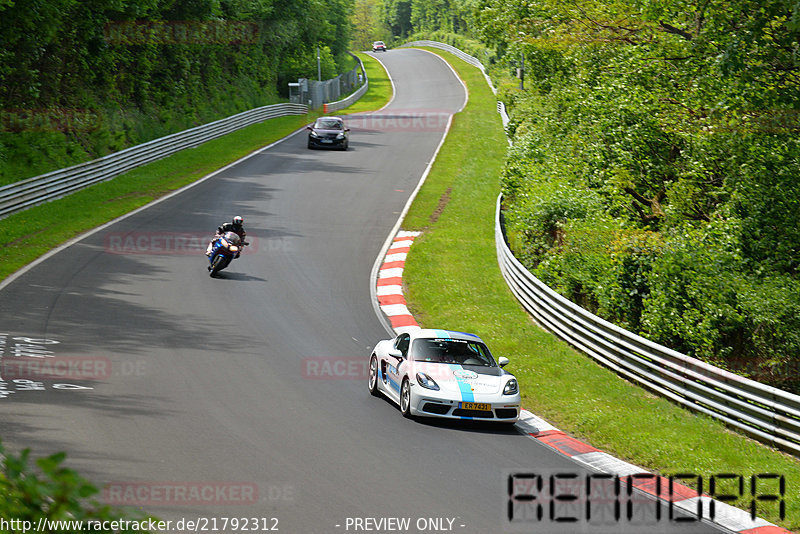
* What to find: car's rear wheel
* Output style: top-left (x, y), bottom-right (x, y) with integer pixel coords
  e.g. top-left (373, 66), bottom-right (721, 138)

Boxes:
top-left (400, 378), bottom-right (412, 418)
top-left (368, 356), bottom-right (379, 397)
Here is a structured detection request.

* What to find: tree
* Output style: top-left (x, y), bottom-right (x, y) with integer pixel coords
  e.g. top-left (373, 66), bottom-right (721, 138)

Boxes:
top-left (352, 0), bottom-right (388, 50)
top-left (384, 0), bottom-right (412, 38)
top-left (482, 0), bottom-right (800, 390)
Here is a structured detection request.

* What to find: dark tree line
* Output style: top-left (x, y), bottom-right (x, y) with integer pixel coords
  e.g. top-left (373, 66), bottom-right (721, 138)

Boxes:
top-left (0, 0), bottom-right (352, 182)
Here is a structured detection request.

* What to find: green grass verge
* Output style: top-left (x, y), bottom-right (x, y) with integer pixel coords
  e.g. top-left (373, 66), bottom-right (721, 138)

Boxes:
top-left (0, 53), bottom-right (391, 283)
top-left (402, 47), bottom-right (800, 531)
top-left (342, 53), bottom-right (392, 115)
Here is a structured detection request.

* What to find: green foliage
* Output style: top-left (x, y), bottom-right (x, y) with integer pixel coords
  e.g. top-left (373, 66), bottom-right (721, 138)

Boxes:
top-left (503, 178), bottom-right (596, 261)
top-left (0, 441), bottom-right (153, 528)
top-left (402, 46), bottom-right (800, 533)
top-left (382, 0), bottom-right (476, 39)
top-left (641, 222), bottom-right (800, 387)
top-left (404, 30), bottom-right (498, 65)
top-left (602, 229), bottom-right (663, 331)
top-left (0, 0), bottom-right (354, 184)
top-left (470, 0), bottom-right (800, 390)
top-left (351, 0), bottom-right (392, 50)
top-left (383, 0), bottom-right (413, 38)
top-left (0, 112), bottom-right (322, 282)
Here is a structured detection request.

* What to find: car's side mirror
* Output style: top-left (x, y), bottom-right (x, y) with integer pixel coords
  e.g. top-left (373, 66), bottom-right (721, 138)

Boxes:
top-left (306, 126), bottom-right (313, 130)
top-left (345, 128), bottom-right (350, 132)
top-left (388, 349), bottom-right (403, 359)
top-left (498, 357), bottom-right (510, 368)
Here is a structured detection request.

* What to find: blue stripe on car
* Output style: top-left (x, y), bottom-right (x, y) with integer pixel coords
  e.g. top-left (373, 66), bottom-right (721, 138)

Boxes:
top-left (451, 331), bottom-right (481, 339)
top-left (434, 329), bottom-right (452, 339)
top-left (377, 363), bottom-right (400, 392)
top-left (387, 376), bottom-right (400, 392)
top-left (448, 364), bottom-right (474, 420)
top-left (385, 363), bottom-right (401, 392)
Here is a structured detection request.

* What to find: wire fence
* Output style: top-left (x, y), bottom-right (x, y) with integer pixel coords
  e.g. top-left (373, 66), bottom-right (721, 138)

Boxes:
top-left (291, 53), bottom-right (367, 110)
top-left (324, 55), bottom-right (369, 113)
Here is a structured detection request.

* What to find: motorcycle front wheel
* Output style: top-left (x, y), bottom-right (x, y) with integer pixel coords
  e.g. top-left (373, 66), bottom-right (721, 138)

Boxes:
top-left (210, 255), bottom-right (226, 277)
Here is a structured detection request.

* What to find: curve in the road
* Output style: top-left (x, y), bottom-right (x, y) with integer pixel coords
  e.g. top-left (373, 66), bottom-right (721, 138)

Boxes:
top-left (374, 226), bottom-right (787, 534)
top-left (0, 49), bottom-right (725, 534)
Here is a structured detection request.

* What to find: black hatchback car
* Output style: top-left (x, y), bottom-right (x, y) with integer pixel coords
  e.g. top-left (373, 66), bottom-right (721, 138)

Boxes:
top-left (307, 116), bottom-right (350, 150)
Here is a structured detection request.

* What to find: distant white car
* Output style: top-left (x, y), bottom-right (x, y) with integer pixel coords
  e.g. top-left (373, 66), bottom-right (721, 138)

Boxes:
top-left (372, 41), bottom-right (387, 52)
top-left (369, 329), bottom-right (520, 423)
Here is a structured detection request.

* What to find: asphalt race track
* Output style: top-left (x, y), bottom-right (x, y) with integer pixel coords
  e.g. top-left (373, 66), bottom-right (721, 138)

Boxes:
top-left (0, 49), bottom-right (721, 533)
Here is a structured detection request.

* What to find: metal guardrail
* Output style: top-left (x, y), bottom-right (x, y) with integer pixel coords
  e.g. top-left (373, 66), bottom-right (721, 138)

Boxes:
top-left (407, 38), bottom-right (800, 457)
top-left (495, 194), bottom-right (800, 456)
top-left (0, 103), bottom-right (308, 219)
top-left (1, 53), bottom-right (377, 219)
top-left (497, 101), bottom-right (510, 129)
top-left (400, 40), bottom-right (496, 95)
top-left (324, 54), bottom-right (369, 113)
top-left (401, 40), bottom-right (484, 69)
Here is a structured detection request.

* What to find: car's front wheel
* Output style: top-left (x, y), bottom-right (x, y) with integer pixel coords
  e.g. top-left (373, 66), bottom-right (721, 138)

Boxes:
top-left (400, 378), bottom-right (412, 418)
top-left (368, 356), bottom-right (379, 397)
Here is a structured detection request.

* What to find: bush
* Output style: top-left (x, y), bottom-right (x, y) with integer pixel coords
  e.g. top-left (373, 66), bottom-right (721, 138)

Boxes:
top-left (503, 177), bottom-right (599, 265)
top-left (641, 221), bottom-right (800, 386)
top-left (599, 229), bottom-right (664, 331)
top-left (487, 2), bottom-right (800, 391)
top-left (0, 441), bottom-right (153, 530)
top-left (531, 216), bottom-right (617, 312)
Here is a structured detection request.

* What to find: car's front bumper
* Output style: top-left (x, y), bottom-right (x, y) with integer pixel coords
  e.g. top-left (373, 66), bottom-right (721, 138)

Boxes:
top-left (308, 135), bottom-right (346, 148)
top-left (408, 385), bottom-right (521, 422)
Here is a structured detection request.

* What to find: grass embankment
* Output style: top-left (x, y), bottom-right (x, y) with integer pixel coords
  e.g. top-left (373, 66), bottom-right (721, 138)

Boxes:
top-left (343, 52), bottom-right (392, 115)
top-left (0, 53), bottom-right (392, 283)
top-left (402, 47), bottom-right (800, 531)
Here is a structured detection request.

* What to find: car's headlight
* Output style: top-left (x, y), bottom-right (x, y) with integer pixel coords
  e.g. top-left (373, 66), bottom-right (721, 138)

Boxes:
top-left (310, 131), bottom-right (320, 138)
top-left (416, 372), bottom-right (440, 391)
top-left (336, 133), bottom-right (345, 139)
top-left (503, 379), bottom-right (518, 395)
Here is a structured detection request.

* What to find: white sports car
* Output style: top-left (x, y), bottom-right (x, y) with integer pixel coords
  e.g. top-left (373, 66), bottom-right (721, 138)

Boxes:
top-left (369, 329), bottom-right (521, 423)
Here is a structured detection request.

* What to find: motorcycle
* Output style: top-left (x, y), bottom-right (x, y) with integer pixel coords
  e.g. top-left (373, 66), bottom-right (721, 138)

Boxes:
top-left (207, 231), bottom-right (243, 277)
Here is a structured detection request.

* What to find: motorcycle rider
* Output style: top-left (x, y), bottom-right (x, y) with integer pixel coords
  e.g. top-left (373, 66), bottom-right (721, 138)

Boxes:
top-left (206, 216), bottom-right (249, 257)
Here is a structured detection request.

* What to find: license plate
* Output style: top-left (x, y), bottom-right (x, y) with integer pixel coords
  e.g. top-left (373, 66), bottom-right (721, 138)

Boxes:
top-left (461, 402), bottom-right (491, 411)
top-left (321, 139), bottom-right (333, 143)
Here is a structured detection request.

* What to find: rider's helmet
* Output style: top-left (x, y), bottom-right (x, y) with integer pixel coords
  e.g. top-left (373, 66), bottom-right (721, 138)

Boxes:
top-left (232, 216), bottom-right (244, 226)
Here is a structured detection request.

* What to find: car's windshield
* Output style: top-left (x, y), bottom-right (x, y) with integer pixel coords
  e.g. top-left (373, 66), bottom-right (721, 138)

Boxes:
top-left (316, 118), bottom-right (342, 130)
top-left (410, 338), bottom-right (496, 366)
